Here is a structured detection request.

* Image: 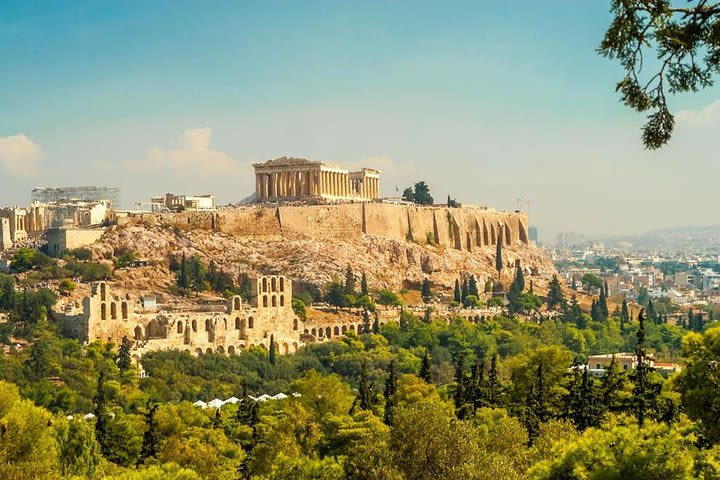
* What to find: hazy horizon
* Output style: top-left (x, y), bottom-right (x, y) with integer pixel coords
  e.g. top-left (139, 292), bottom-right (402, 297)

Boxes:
top-left (2, 1), bottom-right (719, 240)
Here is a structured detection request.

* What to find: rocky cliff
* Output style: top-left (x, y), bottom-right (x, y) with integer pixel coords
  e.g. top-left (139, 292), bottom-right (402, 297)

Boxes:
top-left (93, 205), bottom-right (556, 295)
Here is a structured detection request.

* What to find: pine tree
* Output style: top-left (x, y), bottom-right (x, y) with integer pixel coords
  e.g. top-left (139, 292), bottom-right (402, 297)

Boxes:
top-left (237, 395), bottom-right (259, 438)
top-left (268, 334), bottom-right (276, 365)
top-left (419, 350), bottom-right (432, 383)
top-left (453, 279), bottom-right (462, 303)
top-left (117, 336), bottom-right (132, 373)
top-left (566, 367), bottom-right (601, 431)
top-left (137, 402), bottom-right (159, 466)
top-left (421, 278), bottom-right (432, 302)
top-left (534, 362), bottom-right (549, 422)
top-left (468, 275), bottom-right (479, 298)
top-left (470, 357), bottom-right (487, 410)
top-left (523, 386), bottom-right (540, 446)
top-left (565, 295), bottom-right (585, 328)
top-left (547, 275), bottom-right (565, 310)
top-left (178, 253), bottom-right (189, 289)
top-left (93, 372), bottom-right (111, 458)
top-left (495, 231), bottom-right (503, 274)
top-left (344, 265), bottom-right (356, 295)
top-left (360, 272), bottom-right (369, 296)
top-left (453, 355), bottom-right (470, 418)
top-left (601, 355), bottom-right (628, 415)
top-left (357, 361), bottom-right (372, 411)
top-left (372, 312), bottom-right (380, 334)
top-left (383, 360), bottom-right (398, 426)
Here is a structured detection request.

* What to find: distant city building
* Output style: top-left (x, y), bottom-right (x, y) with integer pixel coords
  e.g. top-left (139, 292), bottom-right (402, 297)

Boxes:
top-left (529, 225), bottom-right (538, 243)
top-left (556, 232), bottom-right (586, 248)
top-left (150, 193), bottom-right (216, 212)
top-left (31, 186), bottom-right (120, 208)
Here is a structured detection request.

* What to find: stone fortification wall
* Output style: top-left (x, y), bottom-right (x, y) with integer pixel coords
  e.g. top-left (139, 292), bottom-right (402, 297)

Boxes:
top-left (161, 203), bottom-right (528, 251)
top-left (46, 228), bottom-right (106, 257)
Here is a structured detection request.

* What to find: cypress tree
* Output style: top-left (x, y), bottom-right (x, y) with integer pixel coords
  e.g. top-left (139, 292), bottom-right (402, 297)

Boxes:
top-left (572, 367), bottom-right (601, 431)
top-left (178, 253), bottom-right (188, 289)
top-left (453, 279), bottom-right (462, 303)
top-left (357, 361), bottom-right (372, 411)
top-left (360, 272), bottom-right (369, 296)
top-left (471, 357), bottom-right (487, 409)
top-left (212, 408), bottom-right (222, 429)
top-left (599, 287), bottom-right (609, 319)
top-left (237, 395), bottom-right (259, 439)
top-left (631, 308), bottom-right (658, 426)
top-left (421, 278), bottom-right (432, 302)
top-left (363, 309), bottom-right (371, 333)
top-left (453, 355), bottom-right (466, 411)
top-left (647, 298), bottom-right (658, 325)
top-left (621, 299), bottom-right (630, 326)
top-left (383, 360), bottom-right (398, 426)
top-left (461, 278), bottom-right (469, 303)
top-left (344, 265), bottom-right (356, 295)
top-left (547, 275), bottom-right (565, 310)
top-left (591, 299), bottom-right (601, 322)
top-left (117, 336), bottom-right (132, 373)
top-left (423, 307), bottom-right (431, 324)
top-left (93, 372), bottom-right (111, 458)
top-left (534, 362), bottom-right (549, 422)
top-left (604, 281), bottom-right (610, 298)
top-left (523, 386), bottom-right (540, 446)
top-left (419, 350), bottom-right (432, 383)
top-left (468, 275), bottom-right (479, 298)
top-left (601, 355), bottom-right (628, 415)
top-left (488, 353), bottom-right (501, 406)
top-left (268, 334), bottom-right (276, 365)
top-left (137, 402), bottom-right (159, 466)
top-left (571, 277), bottom-right (577, 290)
top-left (495, 231), bottom-right (503, 274)
top-left (372, 312), bottom-right (380, 334)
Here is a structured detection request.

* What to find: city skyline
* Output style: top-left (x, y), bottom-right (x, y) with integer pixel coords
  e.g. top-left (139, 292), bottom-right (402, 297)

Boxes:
top-left (1, 1), bottom-right (719, 239)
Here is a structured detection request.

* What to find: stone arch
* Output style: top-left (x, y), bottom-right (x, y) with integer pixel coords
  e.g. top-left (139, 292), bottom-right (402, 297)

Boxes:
top-left (271, 295), bottom-right (277, 307)
top-left (183, 349), bottom-right (191, 355)
top-left (192, 319), bottom-right (197, 332)
top-left (206, 348), bottom-right (213, 355)
top-left (194, 348), bottom-right (202, 356)
top-left (341, 325), bottom-right (347, 334)
top-left (177, 322), bottom-right (183, 334)
top-left (100, 283), bottom-right (107, 301)
top-left (235, 317), bottom-right (241, 329)
top-left (248, 317), bottom-right (254, 329)
top-left (304, 328), bottom-right (309, 334)
top-left (334, 326), bottom-right (340, 336)
top-left (325, 326), bottom-right (332, 338)
top-left (280, 295), bottom-right (285, 307)
top-left (233, 297), bottom-right (241, 310)
top-left (217, 346), bottom-right (225, 354)
top-left (228, 345), bottom-right (235, 355)
top-left (282, 343), bottom-right (289, 354)
top-left (205, 319), bottom-right (211, 332)
top-left (357, 323), bottom-right (364, 333)
top-left (121, 302), bottom-right (128, 319)
top-left (280, 277), bottom-right (285, 292)
top-left (262, 278), bottom-right (268, 292)
top-left (311, 328), bottom-right (317, 336)
top-left (263, 295), bottom-right (268, 307)
top-left (271, 277), bottom-right (277, 292)
top-left (134, 325), bottom-right (143, 341)
top-left (292, 342), bottom-right (298, 352)
top-left (101, 303), bottom-right (107, 320)
top-left (450, 217), bottom-right (462, 250)
top-left (145, 318), bottom-right (166, 339)
top-left (110, 302), bottom-right (117, 320)
top-left (349, 324), bottom-right (355, 332)
top-left (293, 318), bottom-right (298, 330)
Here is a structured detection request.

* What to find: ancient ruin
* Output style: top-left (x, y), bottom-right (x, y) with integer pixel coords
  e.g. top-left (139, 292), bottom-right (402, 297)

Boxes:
top-left (253, 157), bottom-right (380, 202)
top-left (55, 275), bottom-right (388, 358)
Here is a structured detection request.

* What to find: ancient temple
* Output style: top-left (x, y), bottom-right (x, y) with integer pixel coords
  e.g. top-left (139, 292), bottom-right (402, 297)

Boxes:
top-left (253, 157), bottom-right (380, 202)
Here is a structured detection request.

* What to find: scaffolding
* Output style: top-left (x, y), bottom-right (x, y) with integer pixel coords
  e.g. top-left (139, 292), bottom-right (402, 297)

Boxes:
top-left (31, 186), bottom-right (121, 208)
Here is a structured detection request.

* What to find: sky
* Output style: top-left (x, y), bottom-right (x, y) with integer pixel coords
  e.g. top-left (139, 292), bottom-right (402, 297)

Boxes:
top-left (1, 1), bottom-right (719, 241)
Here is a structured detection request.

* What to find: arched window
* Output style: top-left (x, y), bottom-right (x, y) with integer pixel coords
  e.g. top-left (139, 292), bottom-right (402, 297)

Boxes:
top-left (280, 295), bottom-right (285, 307)
top-left (311, 328), bottom-right (317, 336)
top-left (349, 324), bottom-right (355, 332)
top-left (100, 283), bottom-right (106, 301)
top-left (248, 317), bottom-right (254, 329)
top-left (304, 329), bottom-right (309, 334)
top-left (134, 325), bottom-right (142, 341)
top-left (325, 326), bottom-right (332, 338)
top-left (110, 302), bottom-right (117, 320)
top-left (272, 295), bottom-right (277, 307)
top-left (280, 277), bottom-right (285, 291)
top-left (121, 302), bottom-right (128, 319)
top-left (262, 278), bottom-right (267, 292)
top-left (192, 319), bottom-right (197, 332)
top-left (101, 303), bottom-right (107, 320)
top-left (177, 322), bottom-right (183, 334)
top-left (205, 319), bottom-right (211, 331)
top-left (293, 318), bottom-right (298, 330)
top-left (341, 325), bottom-right (347, 334)
top-left (235, 317), bottom-right (240, 329)
top-left (263, 295), bottom-right (268, 307)
top-left (233, 297), bottom-right (241, 310)
top-left (271, 277), bottom-right (277, 292)
top-left (334, 326), bottom-right (339, 336)
top-left (228, 346), bottom-right (235, 355)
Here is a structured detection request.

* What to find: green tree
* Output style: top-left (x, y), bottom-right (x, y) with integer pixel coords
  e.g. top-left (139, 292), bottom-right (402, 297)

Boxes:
top-left (599, 0), bottom-right (720, 149)
top-left (419, 350), bottom-right (432, 383)
top-left (421, 278), bottom-right (432, 302)
top-left (56, 418), bottom-right (101, 478)
top-left (468, 275), bottom-right (479, 298)
top-left (453, 279), bottom-right (462, 303)
top-left (546, 275), bottom-right (565, 310)
top-left (621, 298), bottom-right (630, 327)
top-left (269, 334), bottom-right (277, 366)
top-left (356, 361), bottom-right (373, 412)
top-left (94, 371), bottom-right (111, 458)
top-left (384, 360), bottom-right (398, 426)
top-left (401, 187), bottom-right (415, 203)
top-left (291, 297), bottom-right (307, 321)
top-left (631, 308), bottom-right (659, 426)
top-left (117, 336), bottom-right (132, 373)
top-left (177, 253), bottom-right (189, 290)
top-left (360, 271), bottom-right (369, 296)
top-left (495, 232), bottom-right (503, 274)
top-left (413, 181), bottom-right (434, 205)
top-left (137, 402), bottom-right (159, 466)
top-left (344, 265), bottom-right (356, 295)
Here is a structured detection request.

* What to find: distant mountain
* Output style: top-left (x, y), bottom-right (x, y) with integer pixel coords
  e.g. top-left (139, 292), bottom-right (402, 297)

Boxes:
top-left (600, 225), bottom-right (720, 253)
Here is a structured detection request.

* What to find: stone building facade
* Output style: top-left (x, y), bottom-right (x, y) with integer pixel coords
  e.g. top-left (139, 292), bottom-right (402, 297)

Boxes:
top-left (253, 157), bottom-right (380, 202)
top-left (54, 275), bottom-right (385, 359)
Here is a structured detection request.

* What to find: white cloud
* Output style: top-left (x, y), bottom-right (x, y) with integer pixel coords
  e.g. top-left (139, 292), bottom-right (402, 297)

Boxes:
top-left (124, 127), bottom-right (236, 175)
top-left (0, 134), bottom-right (43, 176)
top-left (676, 100), bottom-right (720, 128)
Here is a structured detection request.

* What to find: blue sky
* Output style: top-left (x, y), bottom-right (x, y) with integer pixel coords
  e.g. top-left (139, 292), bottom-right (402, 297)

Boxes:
top-left (1, 1), bottom-right (718, 239)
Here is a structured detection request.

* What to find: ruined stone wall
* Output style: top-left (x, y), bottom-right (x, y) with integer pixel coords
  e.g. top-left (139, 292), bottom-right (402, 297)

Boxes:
top-left (0, 218), bottom-right (11, 251)
top-left (160, 203), bottom-right (529, 252)
top-left (46, 228), bottom-right (106, 257)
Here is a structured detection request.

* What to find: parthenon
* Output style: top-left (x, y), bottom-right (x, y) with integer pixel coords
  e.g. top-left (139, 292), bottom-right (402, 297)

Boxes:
top-left (253, 157), bottom-right (380, 202)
